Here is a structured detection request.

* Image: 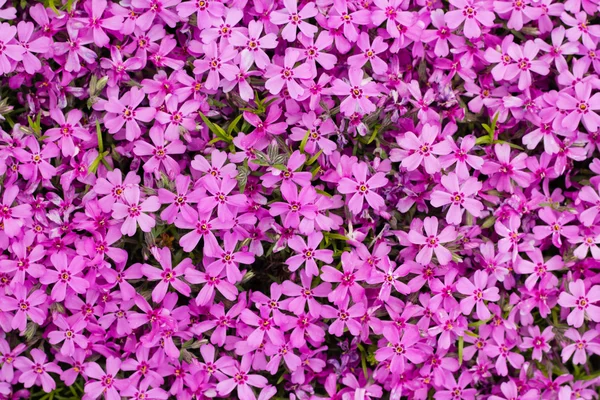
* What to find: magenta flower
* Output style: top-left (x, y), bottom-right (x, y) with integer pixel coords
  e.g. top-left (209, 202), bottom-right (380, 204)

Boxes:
top-left (46, 109), bottom-right (91, 157)
top-left (0, 185), bottom-right (32, 238)
top-left (75, 0), bottom-right (123, 47)
top-left (408, 217), bottom-right (457, 265)
top-left (264, 49), bottom-right (313, 99)
top-left (456, 270), bottom-right (500, 320)
top-left (261, 150), bottom-right (312, 193)
top-left (175, 209), bottom-right (228, 253)
top-left (14, 349), bottom-right (61, 393)
top-left (430, 173), bottom-right (484, 224)
top-left (270, 0), bottom-right (318, 41)
top-left (390, 124), bottom-right (451, 174)
top-left (557, 82), bottom-right (600, 132)
top-left (197, 176), bottom-right (247, 222)
top-left (230, 20), bottom-right (278, 69)
top-left (0, 23), bottom-right (24, 74)
top-left (561, 329), bottom-right (600, 364)
top-left (177, 0), bottom-right (225, 25)
top-left (216, 356), bottom-right (268, 400)
top-left (281, 271), bottom-right (331, 318)
top-left (330, 68), bottom-right (381, 116)
top-left (504, 41), bottom-right (550, 90)
top-left (532, 208), bottom-right (579, 247)
top-left (488, 381), bottom-right (539, 400)
top-left (40, 253), bottom-right (89, 301)
top-left (111, 186), bottom-right (160, 236)
top-left (84, 356), bottom-right (122, 400)
top-left (104, 87), bottom-right (156, 141)
top-left (16, 21), bottom-right (51, 74)
top-left (193, 42), bottom-right (237, 90)
top-left (347, 32), bottom-right (389, 74)
top-left (269, 184), bottom-right (317, 231)
top-left (154, 98), bottom-right (199, 141)
top-left (2, 285), bottom-right (47, 331)
top-left (142, 247), bottom-right (192, 303)
top-left (54, 26), bottom-right (96, 73)
top-left (186, 268), bottom-right (238, 307)
top-left (558, 279), bottom-right (600, 328)
top-left (337, 162), bottom-right (388, 214)
top-left (286, 232), bottom-right (333, 277)
top-left (486, 331), bottom-right (524, 376)
top-left (445, 0), bottom-right (495, 39)
top-left (133, 126), bottom-right (186, 178)
top-left (321, 297), bottom-right (365, 337)
top-left (481, 143), bottom-right (532, 193)
top-left (157, 175), bottom-right (204, 224)
top-left (520, 326), bottom-right (553, 361)
top-left (321, 251), bottom-right (369, 305)
top-left (375, 326), bottom-right (427, 373)
top-left (515, 249), bottom-right (562, 290)
top-left (204, 232), bottom-right (255, 284)
top-left (48, 315), bottom-right (88, 357)
top-left (94, 170), bottom-right (141, 213)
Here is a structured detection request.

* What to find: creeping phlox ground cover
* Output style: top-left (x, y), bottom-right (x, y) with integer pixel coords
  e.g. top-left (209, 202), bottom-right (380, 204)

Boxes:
top-left (0, 0), bottom-right (599, 398)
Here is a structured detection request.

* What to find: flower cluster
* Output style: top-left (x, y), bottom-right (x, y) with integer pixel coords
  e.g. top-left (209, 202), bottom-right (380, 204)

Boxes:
top-left (0, 0), bottom-right (599, 399)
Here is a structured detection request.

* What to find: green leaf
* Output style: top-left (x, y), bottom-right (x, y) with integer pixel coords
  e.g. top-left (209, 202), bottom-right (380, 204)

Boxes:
top-left (367, 125), bottom-right (380, 144)
top-left (96, 120), bottom-right (104, 153)
top-left (199, 112), bottom-right (232, 143)
top-left (305, 150), bottom-right (322, 166)
top-left (475, 136), bottom-right (491, 146)
top-left (324, 232), bottom-right (348, 241)
top-left (227, 114), bottom-right (244, 136)
top-left (299, 129), bottom-right (310, 153)
top-left (458, 335), bottom-right (464, 365)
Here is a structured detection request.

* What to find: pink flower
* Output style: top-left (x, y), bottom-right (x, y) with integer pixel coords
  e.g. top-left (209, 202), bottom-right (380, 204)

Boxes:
top-left (46, 109), bottom-right (91, 157)
top-left (204, 232), bottom-right (255, 284)
top-left (561, 329), bottom-right (600, 364)
top-left (47, 315), bottom-right (88, 357)
top-left (390, 124), bottom-right (451, 174)
top-left (131, 0), bottom-right (180, 30)
top-left (347, 32), bottom-right (389, 74)
top-left (558, 279), bottom-right (600, 328)
top-left (264, 49), bottom-right (313, 99)
top-left (1, 285), bottom-right (47, 331)
top-left (154, 98), bottom-right (199, 141)
top-left (0, 185), bottom-right (32, 238)
top-left (84, 356), bottom-right (122, 400)
top-left (261, 150), bottom-right (312, 193)
top-left (177, 0), bottom-right (225, 25)
top-left (142, 247), bottom-right (192, 303)
top-left (504, 41), bottom-right (550, 90)
top-left (286, 232), bottom-right (333, 277)
top-left (230, 20), bottom-right (278, 69)
top-left (0, 23), bottom-right (24, 74)
top-left (75, 0), bottom-right (123, 47)
top-left (193, 42), bottom-right (237, 90)
top-left (40, 253), bottom-right (90, 301)
top-left (445, 0), bottom-right (496, 39)
top-left (111, 186), bottom-right (160, 236)
top-left (488, 381), bottom-right (539, 400)
top-left (557, 82), bottom-right (600, 132)
top-left (430, 173), bottom-right (484, 224)
top-left (321, 297), bottom-right (365, 337)
top-left (104, 87), bottom-right (156, 141)
top-left (197, 176), bottom-right (247, 222)
top-left (481, 143), bottom-right (532, 193)
top-left (408, 216), bottom-right (457, 265)
top-left (520, 326), bottom-right (554, 361)
top-left (375, 326), bottom-right (427, 373)
top-left (270, 0), bottom-right (318, 42)
top-left (329, 68), bottom-right (381, 116)
top-left (321, 251), bottom-right (368, 305)
top-left (157, 175), bottom-right (204, 224)
top-left (16, 21), bottom-right (51, 74)
top-left (133, 126), bottom-right (186, 178)
top-left (515, 249), bottom-right (562, 290)
top-left (270, 184), bottom-right (318, 232)
top-left (216, 356), bottom-right (268, 400)
top-left (14, 349), bottom-right (60, 393)
top-left (337, 162), bottom-right (388, 214)
top-left (456, 270), bottom-right (500, 320)
top-left (493, 0), bottom-right (542, 30)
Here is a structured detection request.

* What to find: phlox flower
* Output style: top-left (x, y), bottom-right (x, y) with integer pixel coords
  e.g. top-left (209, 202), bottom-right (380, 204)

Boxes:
top-left (329, 68), bottom-right (381, 116)
top-left (286, 232), bottom-right (333, 277)
top-left (264, 49), bottom-right (313, 99)
top-left (488, 380), bottom-right (539, 400)
top-left (445, 0), bottom-right (495, 39)
top-left (47, 315), bottom-right (88, 357)
top-left (104, 87), bottom-right (156, 141)
top-left (2, 285), bottom-right (47, 332)
top-left (84, 357), bottom-right (122, 400)
top-left (561, 329), bottom-right (600, 364)
top-left (133, 126), bottom-right (186, 178)
top-left (14, 349), bottom-right (60, 393)
top-left (321, 297), bottom-right (365, 337)
top-left (270, 0), bottom-right (318, 42)
top-left (408, 216), bottom-right (457, 265)
top-left (111, 186), bottom-right (160, 236)
top-left (456, 270), bottom-right (500, 320)
top-left (430, 173), bottom-right (484, 224)
top-left (142, 247), bottom-right (192, 303)
top-left (40, 253), bottom-right (90, 301)
top-left (337, 162), bottom-right (388, 214)
top-left (558, 279), bottom-right (600, 327)
top-left (216, 356), bottom-right (268, 400)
